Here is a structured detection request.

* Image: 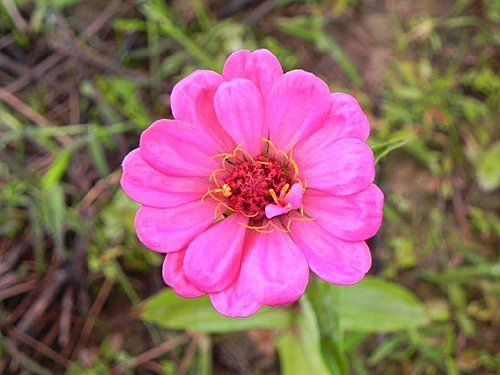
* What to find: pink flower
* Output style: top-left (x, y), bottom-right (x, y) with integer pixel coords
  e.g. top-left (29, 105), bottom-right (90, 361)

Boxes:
top-left (121, 49), bottom-right (384, 317)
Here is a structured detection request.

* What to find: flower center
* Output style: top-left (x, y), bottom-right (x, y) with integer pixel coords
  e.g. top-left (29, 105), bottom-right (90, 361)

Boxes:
top-left (205, 139), bottom-right (307, 230)
top-left (223, 155), bottom-right (288, 218)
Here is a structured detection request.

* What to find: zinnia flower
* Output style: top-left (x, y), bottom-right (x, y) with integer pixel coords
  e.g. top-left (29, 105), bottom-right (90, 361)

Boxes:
top-left (121, 49), bottom-right (384, 317)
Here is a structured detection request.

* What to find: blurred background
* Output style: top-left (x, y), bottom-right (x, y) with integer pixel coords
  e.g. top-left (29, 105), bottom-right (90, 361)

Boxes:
top-left (0, 0), bottom-right (498, 374)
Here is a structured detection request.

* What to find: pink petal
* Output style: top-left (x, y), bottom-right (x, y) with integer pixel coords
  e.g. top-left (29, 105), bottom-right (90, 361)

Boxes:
top-left (246, 230), bottom-right (309, 306)
top-left (294, 93), bottom-right (370, 161)
top-left (325, 93), bottom-right (370, 141)
top-left (214, 79), bottom-right (265, 156)
top-left (209, 260), bottom-right (262, 317)
top-left (284, 183), bottom-right (304, 209)
top-left (222, 49), bottom-right (283, 96)
top-left (162, 251), bottom-right (204, 298)
top-left (140, 119), bottom-right (220, 177)
top-left (265, 204), bottom-right (290, 219)
top-left (134, 200), bottom-right (217, 253)
top-left (184, 214), bottom-right (247, 293)
top-left (121, 149), bottom-right (206, 208)
top-left (297, 137), bottom-right (375, 195)
top-left (170, 70), bottom-right (234, 149)
top-left (303, 185), bottom-right (384, 241)
top-left (266, 70), bottom-right (331, 151)
top-left (291, 220), bottom-right (371, 285)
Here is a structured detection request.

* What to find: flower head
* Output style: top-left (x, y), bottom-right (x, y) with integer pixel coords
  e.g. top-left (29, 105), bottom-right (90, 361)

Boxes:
top-left (121, 49), bottom-right (384, 317)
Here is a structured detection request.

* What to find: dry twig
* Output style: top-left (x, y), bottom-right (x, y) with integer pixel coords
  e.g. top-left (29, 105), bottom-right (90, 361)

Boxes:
top-left (113, 335), bottom-right (190, 374)
top-left (74, 278), bottom-right (114, 353)
top-left (9, 327), bottom-right (71, 368)
top-left (16, 270), bottom-right (67, 333)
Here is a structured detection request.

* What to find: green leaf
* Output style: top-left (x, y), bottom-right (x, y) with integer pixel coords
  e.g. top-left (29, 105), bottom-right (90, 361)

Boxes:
top-left (307, 277), bottom-right (348, 375)
top-left (370, 138), bottom-right (408, 163)
top-left (140, 289), bottom-right (291, 333)
top-left (88, 126), bottom-right (109, 177)
top-left (277, 297), bottom-right (331, 375)
top-left (41, 185), bottom-right (66, 260)
top-left (476, 142), bottom-right (500, 192)
top-left (41, 147), bottom-right (74, 189)
top-left (367, 335), bottom-right (407, 365)
top-left (339, 276), bottom-right (430, 332)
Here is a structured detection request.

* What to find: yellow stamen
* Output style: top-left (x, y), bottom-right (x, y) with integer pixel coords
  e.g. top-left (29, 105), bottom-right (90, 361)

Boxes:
top-left (213, 203), bottom-right (225, 220)
top-left (211, 152), bottom-right (231, 159)
top-left (209, 168), bottom-right (226, 185)
top-left (201, 189), bottom-right (214, 202)
top-left (288, 143), bottom-right (295, 161)
top-left (270, 220), bottom-right (289, 233)
top-left (269, 188), bottom-right (280, 205)
top-left (289, 158), bottom-right (300, 179)
top-left (261, 137), bottom-right (278, 155)
top-left (221, 183), bottom-right (232, 197)
top-left (275, 150), bottom-right (289, 162)
top-left (291, 216), bottom-right (315, 222)
top-left (238, 147), bottom-right (254, 162)
top-left (232, 142), bottom-right (253, 161)
top-left (255, 227), bottom-right (276, 233)
top-left (239, 221), bottom-right (272, 232)
top-left (220, 154), bottom-right (232, 170)
top-left (279, 183), bottom-right (290, 200)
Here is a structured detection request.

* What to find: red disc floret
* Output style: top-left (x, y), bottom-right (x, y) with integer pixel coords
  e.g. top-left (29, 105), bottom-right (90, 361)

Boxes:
top-left (224, 155), bottom-right (288, 218)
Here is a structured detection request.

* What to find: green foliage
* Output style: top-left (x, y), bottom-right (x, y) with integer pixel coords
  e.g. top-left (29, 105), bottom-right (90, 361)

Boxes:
top-left (339, 277), bottom-right (429, 332)
top-left (140, 277), bottom-right (431, 374)
top-left (305, 277), bottom-right (429, 374)
top-left (94, 77), bottom-right (150, 128)
top-left (278, 15), bottom-right (363, 87)
top-left (41, 147), bottom-right (74, 189)
top-left (473, 142), bottom-right (500, 192)
top-left (40, 185), bottom-right (66, 259)
top-left (140, 289), bottom-right (291, 333)
top-left (370, 138), bottom-right (408, 164)
top-left (277, 297), bottom-right (331, 375)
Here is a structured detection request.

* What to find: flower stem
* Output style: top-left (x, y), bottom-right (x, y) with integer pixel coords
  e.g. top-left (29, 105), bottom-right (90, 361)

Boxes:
top-left (306, 277), bottom-right (349, 375)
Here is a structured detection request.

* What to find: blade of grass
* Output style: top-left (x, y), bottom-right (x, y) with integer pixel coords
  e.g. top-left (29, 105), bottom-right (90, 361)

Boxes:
top-left (141, 0), bottom-right (218, 69)
top-left (278, 15), bottom-right (363, 87)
